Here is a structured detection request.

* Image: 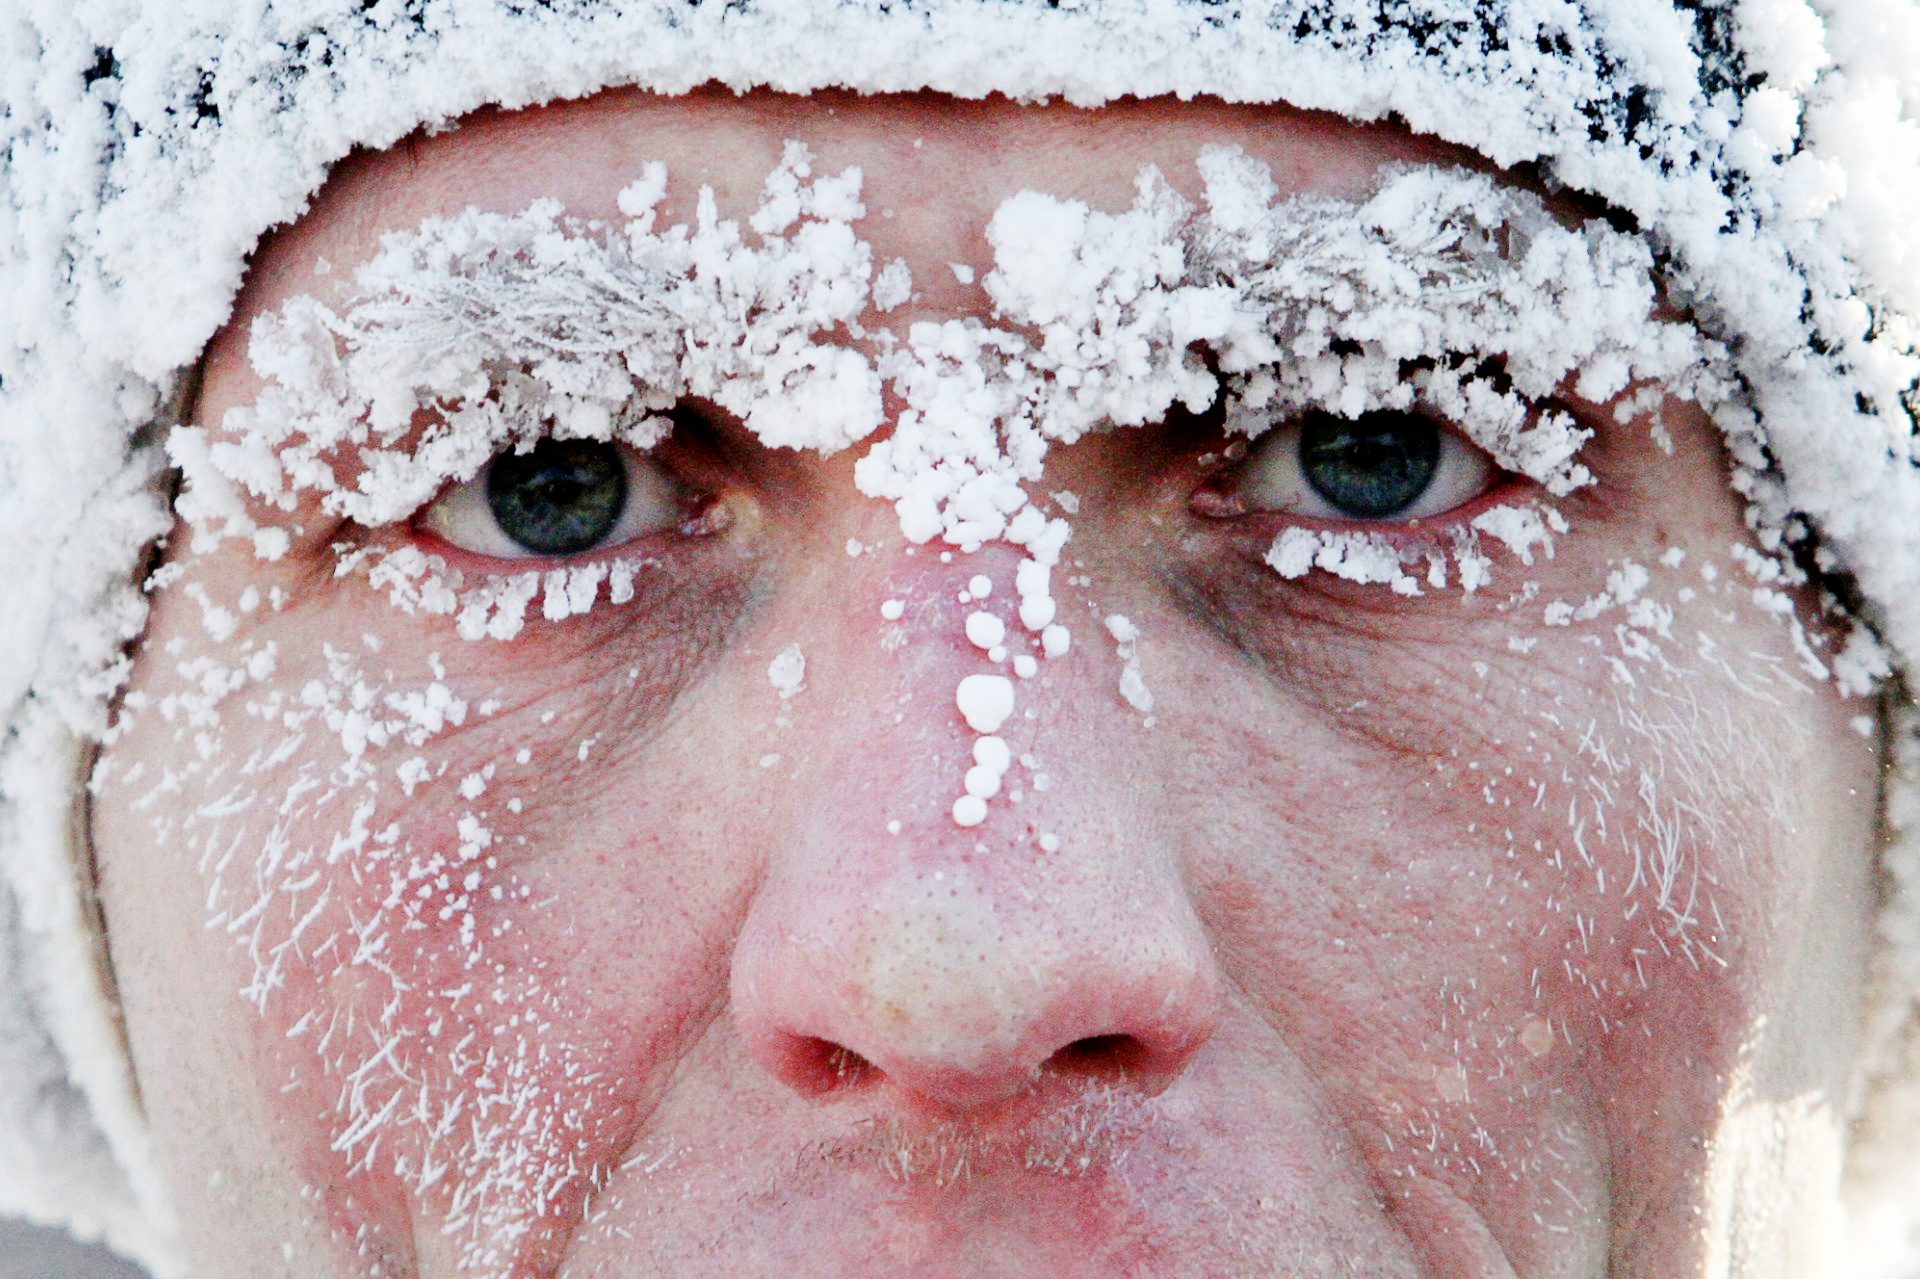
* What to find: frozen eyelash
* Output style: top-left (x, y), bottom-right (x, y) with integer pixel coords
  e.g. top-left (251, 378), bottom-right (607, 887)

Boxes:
top-left (171, 143), bottom-right (883, 539)
top-left (346, 543), bottom-right (650, 642)
top-left (1187, 154), bottom-right (1731, 501)
top-left (168, 143), bottom-right (1729, 640)
top-left (1263, 501), bottom-right (1569, 598)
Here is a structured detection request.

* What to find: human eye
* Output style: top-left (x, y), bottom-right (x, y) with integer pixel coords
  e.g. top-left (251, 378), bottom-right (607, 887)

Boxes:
top-left (1194, 408), bottom-right (1504, 526)
top-left (416, 437), bottom-right (697, 561)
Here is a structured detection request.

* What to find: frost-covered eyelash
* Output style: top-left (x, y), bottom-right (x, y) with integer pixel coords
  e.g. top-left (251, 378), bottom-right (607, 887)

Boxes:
top-left (166, 142), bottom-right (1731, 640)
top-left (1262, 500), bottom-right (1569, 597)
top-left (342, 542), bottom-right (654, 641)
top-left (1181, 153), bottom-right (1726, 498)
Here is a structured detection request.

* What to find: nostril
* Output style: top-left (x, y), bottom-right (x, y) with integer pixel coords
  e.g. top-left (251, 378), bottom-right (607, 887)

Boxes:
top-left (780, 1036), bottom-right (876, 1095)
top-left (823, 1042), bottom-right (873, 1089)
top-left (1045, 1034), bottom-right (1151, 1080)
top-left (732, 864), bottom-right (1222, 1112)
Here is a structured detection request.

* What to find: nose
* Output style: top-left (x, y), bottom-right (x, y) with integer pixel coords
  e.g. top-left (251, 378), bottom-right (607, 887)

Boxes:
top-left (732, 855), bottom-right (1220, 1111)
top-left (727, 534), bottom-right (1220, 1114)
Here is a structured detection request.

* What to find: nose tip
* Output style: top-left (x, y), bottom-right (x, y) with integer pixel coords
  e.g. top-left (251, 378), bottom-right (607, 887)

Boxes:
top-left (731, 869), bottom-right (1220, 1114)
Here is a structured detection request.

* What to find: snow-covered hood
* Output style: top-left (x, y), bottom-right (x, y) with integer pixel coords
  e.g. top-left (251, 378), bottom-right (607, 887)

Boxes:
top-left (2, 1), bottom-right (1916, 1273)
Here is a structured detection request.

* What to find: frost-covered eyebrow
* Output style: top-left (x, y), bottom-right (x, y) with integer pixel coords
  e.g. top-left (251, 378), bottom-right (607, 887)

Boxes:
top-left (167, 145), bottom-right (1727, 639)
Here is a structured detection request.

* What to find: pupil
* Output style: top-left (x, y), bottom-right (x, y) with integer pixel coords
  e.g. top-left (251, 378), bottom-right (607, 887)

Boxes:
top-left (1298, 411), bottom-right (1441, 519)
top-left (485, 438), bottom-right (629, 556)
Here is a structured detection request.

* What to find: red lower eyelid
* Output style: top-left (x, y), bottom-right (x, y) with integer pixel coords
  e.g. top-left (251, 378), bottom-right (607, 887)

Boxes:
top-left (1193, 471), bottom-right (1539, 544)
top-left (403, 527), bottom-right (640, 575)
top-left (402, 525), bottom-right (538, 573)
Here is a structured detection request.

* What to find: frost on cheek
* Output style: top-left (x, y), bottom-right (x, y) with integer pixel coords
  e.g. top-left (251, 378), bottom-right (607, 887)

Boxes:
top-left (767, 643), bottom-right (806, 700)
top-left (109, 617), bottom-right (621, 1268)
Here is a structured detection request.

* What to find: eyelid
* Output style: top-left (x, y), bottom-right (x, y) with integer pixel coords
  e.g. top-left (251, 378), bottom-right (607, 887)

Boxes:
top-left (414, 441), bottom-right (695, 564)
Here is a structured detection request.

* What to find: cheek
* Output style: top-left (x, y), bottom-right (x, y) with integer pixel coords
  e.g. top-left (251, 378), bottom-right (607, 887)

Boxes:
top-left (1141, 564), bottom-right (1869, 1266)
top-left (94, 569), bottom-right (758, 1268)
top-left (96, 465), bottom-right (1879, 1279)
top-left (104, 707), bottom-right (587, 1260)
top-left (1171, 584), bottom-right (1806, 976)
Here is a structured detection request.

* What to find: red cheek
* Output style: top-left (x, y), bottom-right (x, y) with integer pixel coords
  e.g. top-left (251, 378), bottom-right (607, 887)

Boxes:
top-left (239, 778), bottom-right (652, 1271)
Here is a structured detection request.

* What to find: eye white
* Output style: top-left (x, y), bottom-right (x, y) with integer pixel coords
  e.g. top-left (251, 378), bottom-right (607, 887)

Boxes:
top-left (419, 444), bottom-right (685, 560)
top-left (1232, 417), bottom-right (1497, 522)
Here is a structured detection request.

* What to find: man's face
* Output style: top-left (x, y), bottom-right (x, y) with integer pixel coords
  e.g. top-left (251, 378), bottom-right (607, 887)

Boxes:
top-left (94, 91), bottom-right (1880, 1278)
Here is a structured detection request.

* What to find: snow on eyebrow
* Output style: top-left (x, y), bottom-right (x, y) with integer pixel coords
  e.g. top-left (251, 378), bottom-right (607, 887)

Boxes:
top-left (1185, 152), bottom-right (1729, 591)
top-left (130, 142), bottom-right (1844, 1277)
top-left (171, 144), bottom-right (1718, 599)
top-left (164, 145), bottom-right (1747, 833)
top-left (171, 143), bottom-right (881, 536)
top-left (1188, 148), bottom-right (1728, 462)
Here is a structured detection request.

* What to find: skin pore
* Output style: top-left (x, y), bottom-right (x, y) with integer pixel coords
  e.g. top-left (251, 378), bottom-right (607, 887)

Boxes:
top-left (93, 90), bottom-right (1880, 1278)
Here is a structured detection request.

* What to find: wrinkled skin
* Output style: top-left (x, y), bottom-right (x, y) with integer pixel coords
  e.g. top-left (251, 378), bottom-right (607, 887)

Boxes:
top-left (95, 91), bottom-right (1880, 1279)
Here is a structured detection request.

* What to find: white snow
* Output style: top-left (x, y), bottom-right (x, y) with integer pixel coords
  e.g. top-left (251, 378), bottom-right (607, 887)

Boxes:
top-left (955, 675), bottom-right (1015, 735)
top-left (767, 645), bottom-right (807, 699)
top-left (951, 795), bottom-right (988, 828)
top-left (972, 736), bottom-right (1012, 773)
top-left (9, 0), bottom-right (1920, 1272)
top-left (964, 611), bottom-right (1007, 651)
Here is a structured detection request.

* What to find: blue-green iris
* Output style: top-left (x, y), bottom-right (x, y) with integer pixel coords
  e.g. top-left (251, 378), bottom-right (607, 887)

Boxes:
top-left (1299, 411), bottom-right (1440, 519)
top-left (486, 438), bottom-right (628, 556)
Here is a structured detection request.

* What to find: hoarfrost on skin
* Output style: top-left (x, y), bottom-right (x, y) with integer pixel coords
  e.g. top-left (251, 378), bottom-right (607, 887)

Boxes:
top-left (137, 139), bottom-right (1883, 1279)
top-left (175, 148), bottom-right (1732, 645)
top-left (768, 644), bottom-right (806, 700)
